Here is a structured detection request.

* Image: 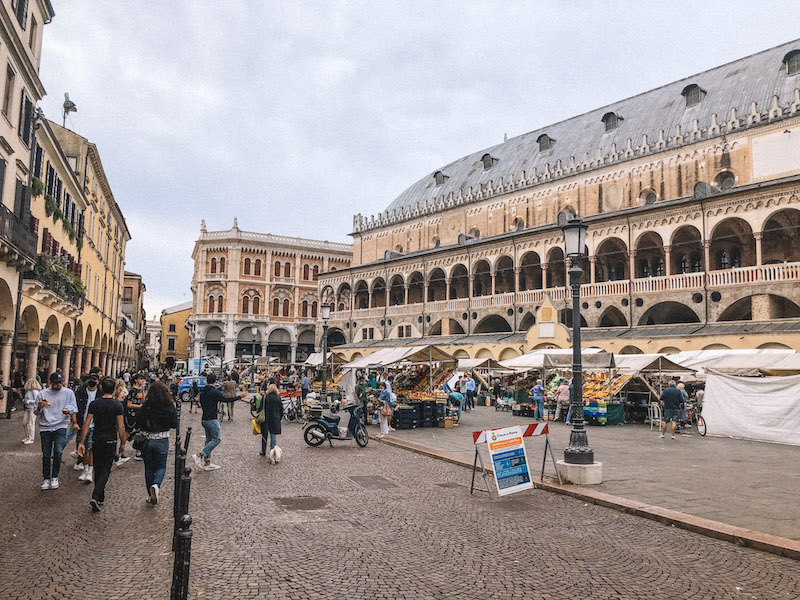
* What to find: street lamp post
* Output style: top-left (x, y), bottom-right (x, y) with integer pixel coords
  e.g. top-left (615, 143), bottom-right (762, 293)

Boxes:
top-left (320, 302), bottom-right (331, 405)
top-left (250, 324), bottom-right (258, 390)
top-left (561, 217), bottom-right (594, 465)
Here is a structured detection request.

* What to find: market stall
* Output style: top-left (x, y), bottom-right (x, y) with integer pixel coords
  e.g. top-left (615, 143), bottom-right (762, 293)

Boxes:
top-left (669, 349), bottom-right (797, 378)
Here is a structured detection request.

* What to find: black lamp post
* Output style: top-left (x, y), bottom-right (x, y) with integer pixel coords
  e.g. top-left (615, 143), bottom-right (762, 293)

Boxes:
top-left (250, 324), bottom-right (258, 389)
top-left (320, 302), bottom-right (331, 405)
top-left (561, 216), bottom-right (594, 465)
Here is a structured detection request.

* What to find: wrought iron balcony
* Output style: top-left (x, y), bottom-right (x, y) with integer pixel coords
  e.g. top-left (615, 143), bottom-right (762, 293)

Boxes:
top-left (22, 269), bottom-right (85, 316)
top-left (0, 204), bottom-right (37, 267)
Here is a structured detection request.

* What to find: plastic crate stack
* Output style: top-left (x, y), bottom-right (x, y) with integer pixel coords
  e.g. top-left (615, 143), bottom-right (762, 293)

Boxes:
top-left (391, 405), bottom-right (419, 429)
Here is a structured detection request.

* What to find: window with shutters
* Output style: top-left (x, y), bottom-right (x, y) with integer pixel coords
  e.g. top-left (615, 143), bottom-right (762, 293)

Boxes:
top-left (17, 91), bottom-right (32, 147)
top-left (282, 299), bottom-right (290, 316)
top-left (210, 258), bottom-right (217, 273)
top-left (208, 296), bottom-right (215, 313)
top-left (784, 50), bottom-right (800, 76)
top-left (13, 179), bottom-right (25, 217)
top-left (272, 298), bottom-right (279, 316)
top-left (33, 144), bottom-right (42, 178)
top-left (244, 258), bottom-right (251, 275)
top-left (311, 301), bottom-right (318, 318)
top-left (2, 66), bottom-right (15, 117)
top-left (313, 265), bottom-right (319, 280)
top-left (537, 134), bottom-right (553, 152)
top-left (254, 259), bottom-right (261, 276)
top-left (252, 297), bottom-right (260, 314)
top-left (302, 300), bottom-right (308, 317)
top-left (274, 261), bottom-right (281, 277)
top-left (242, 296), bottom-right (249, 314)
top-left (217, 296), bottom-right (223, 312)
top-left (0, 159), bottom-right (5, 207)
top-left (219, 257), bottom-right (225, 273)
top-left (123, 287), bottom-right (133, 302)
top-left (28, 16), bottom-right (37, 52)
top-left (682, 84), bottom-right (705, 107)
top-left (12, 0), bottom-right (28, 29)
top-left (284, 263), bottom-right (291, 277)
top-left (602, 112), bottom-right (622, 132)
top-left (303, 264), bottom-right (309, 280)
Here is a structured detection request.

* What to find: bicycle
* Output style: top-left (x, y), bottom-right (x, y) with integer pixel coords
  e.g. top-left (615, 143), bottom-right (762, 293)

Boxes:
top-left (678, 403), bottom-right (706, 436)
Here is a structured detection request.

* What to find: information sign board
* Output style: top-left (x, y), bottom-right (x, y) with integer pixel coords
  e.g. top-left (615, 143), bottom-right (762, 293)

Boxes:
top-left (485, 425), bottom-right (533, 496)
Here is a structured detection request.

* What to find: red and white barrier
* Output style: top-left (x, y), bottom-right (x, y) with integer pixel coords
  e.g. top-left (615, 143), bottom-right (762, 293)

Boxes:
top-left (472, 422), bottom-right (549, 445)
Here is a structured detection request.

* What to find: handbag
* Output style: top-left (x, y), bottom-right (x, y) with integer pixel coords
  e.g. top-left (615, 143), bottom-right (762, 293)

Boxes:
top-left (251, 419), bottom-right (261, 435)
top-left (130, 432), bottom-right (148, 451)
top-left (380, 403), bottom-right (393, 417)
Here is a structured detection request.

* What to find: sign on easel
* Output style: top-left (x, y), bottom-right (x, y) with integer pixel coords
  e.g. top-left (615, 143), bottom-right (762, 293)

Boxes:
top-left (485, 426), bottom-right (533, 496)
top-left (471, 422), bottom-right (562, 498)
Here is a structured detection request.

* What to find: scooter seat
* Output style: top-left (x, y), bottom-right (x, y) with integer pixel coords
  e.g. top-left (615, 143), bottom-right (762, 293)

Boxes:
top-left (324, 414), bottom-right (341, 424)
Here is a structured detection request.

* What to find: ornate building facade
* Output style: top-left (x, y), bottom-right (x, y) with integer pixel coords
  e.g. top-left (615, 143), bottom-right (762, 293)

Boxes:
top-left (188, 220), bottom-right (351, 366)
top-left (319, 40), bottom-right (800, 361)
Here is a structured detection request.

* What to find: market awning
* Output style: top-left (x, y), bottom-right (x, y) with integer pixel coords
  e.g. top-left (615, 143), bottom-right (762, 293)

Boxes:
top-left (343, 345), bottom-right (455, 369)
top-left (457, 358), bottom-right (506, 370)
top-left (614, 354), bottom-right (694, 376)
top-left (670, 349), bottom-right (798, 377)
top-left (303, 352), bottom-right (345, 367)
top-left (500, 348), bottom-right (613, 371)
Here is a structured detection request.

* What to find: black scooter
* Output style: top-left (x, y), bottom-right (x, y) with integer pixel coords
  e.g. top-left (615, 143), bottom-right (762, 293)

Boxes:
top-left (303, 404), bottom-right (369, 447)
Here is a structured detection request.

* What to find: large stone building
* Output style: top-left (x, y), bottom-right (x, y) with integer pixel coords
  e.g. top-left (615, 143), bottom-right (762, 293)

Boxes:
top-left (188, 220), bottom-right (351, 366)
top-left (122, 270), bottom-right (146, 367)
top-left (160, 301), bottom-right (191, 367)
top-left (319, 40), bottom-right (800, 361)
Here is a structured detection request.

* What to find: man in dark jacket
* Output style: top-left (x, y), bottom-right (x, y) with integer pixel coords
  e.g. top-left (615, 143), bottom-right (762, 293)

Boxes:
top-left (660, 380), bottom-right (684, 441)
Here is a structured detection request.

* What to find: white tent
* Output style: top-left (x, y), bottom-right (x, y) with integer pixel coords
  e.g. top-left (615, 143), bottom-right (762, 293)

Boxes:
top-left (343, 345), bottom-right (455, 369)
top-left (500, 348), bottom-right (613, 371)
top-left (702, 373), bottom-right (800, 445)
top-left (457, 358), bottom-right (506, 370)
top-left (670, 349), bottom-right (797, 377)
top-left (303, 352), bottom-right (345, 367)
top-left (613, 354), bottom-right (694, 376)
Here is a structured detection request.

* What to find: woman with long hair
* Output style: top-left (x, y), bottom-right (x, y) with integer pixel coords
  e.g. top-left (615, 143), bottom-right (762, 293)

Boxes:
top-left (113, 379), bottom-right (131, 466)
top-left (135, 381), bottom-right (178, 505)
top-left (258, 383), bottom-right (283, 457)
top-left (22, 377), bottom-right (42, 444)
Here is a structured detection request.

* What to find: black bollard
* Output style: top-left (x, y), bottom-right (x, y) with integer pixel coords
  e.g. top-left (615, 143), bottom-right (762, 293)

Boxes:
top-left (170, 514), bottom-right (193, 600)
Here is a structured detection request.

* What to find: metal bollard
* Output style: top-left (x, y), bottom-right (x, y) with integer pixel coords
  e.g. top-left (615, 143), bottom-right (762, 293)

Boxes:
top-left (169, 514), bottom-right (193, 600)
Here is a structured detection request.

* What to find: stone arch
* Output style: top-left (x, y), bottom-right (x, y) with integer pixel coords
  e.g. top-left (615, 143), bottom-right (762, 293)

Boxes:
top-left (452, 349), bottom-right (470, 359)
top-left (719, 294), bottom-right (800, 322)
top-left (472, 259), bottom-right (491, 297)
top-left (475, 348), bottom-right (493, 359)
top-left (43, 315), bottom-right (60, 346)
top-left (670, 225), bottom-right (704, 273)
top-left (638, 301), bottom-right (701, 325)
top-left (499, 347), bottom-right (520, 361)
top-left (494, 255), bottom-right (515, 293)
top-left (594, 237), bottom-right (628, 282)
top-left (519, 251), bottom-right (543, 291)
top-left (407, 271), bottom-right (424, 304)
top-left (20, 305), bottom-right (40, 342)
top-left (84, 325), bottom-right (93, 349)
top-left (703, 343), bottom-right (730, 350)
top-left (0, 278), bottom-right (14, 334)
top-left (429, 319), bottom-right (465, 336)
top-left (709, 217), bottom-right (755, 270)
top-left (101, 333), bottom-right (109, 353)
top-left (473, 314), bottom-right (512, 334)
top-left (427, 268), bottom-right (447, 302)
top-left (634, 231), bottom-right (665, 278)
top-left (449, 264), bottom-right (469, 299)
top-left (354, 280), bottom-right (369, 309)
top-left (350, 351), bottom-right (363, 360)
top-left (619, 345), bottom-right (644, 355)
top-left (518, 311), bottom-right (535, 331)
top-left (93, 330), bottom-right (101, 350)
top-left (327, 328), bottom-right (347, 347)
top-left (545, 247), bottom-right (566, 288)
top-left (559, 309), bottom-right (588, 328)
top-left (370, 277), bottom-right (387, 308)
top-left (599, 306), bottom-right (628, 327)
top-left (757, 342), bottom-right (792, 350)
top-left (761, 208), bottom-right (800, 264)
top-left (657, 346), bottom-right (681, 354)
top-left (73, 320), bottom-right (84, 346)
top-left (389, 274), bottom-right (405, 305)
top-left (61, 322), bottom-right (73, 346)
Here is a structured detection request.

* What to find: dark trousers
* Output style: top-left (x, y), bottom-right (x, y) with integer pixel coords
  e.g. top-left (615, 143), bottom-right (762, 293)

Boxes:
top-left (40, 428), bottom-right (68, 479)
top-left (467, 390), bottom-right (475, 410)
top-left (92, 440), bottom-right (117, 503)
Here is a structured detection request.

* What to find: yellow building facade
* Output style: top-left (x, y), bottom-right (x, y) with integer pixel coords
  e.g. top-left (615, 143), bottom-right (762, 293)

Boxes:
top-left (160, 302), bottom-right (191, 366)
top-left (123, 270), bottom-right (146, 367)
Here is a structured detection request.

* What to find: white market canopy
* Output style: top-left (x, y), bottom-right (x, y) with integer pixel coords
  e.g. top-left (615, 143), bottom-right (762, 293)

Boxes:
top-left (614, 354), bottom-right (694, 376)
top-left (343, 345), bottom-right (455, 369)
top-left (670, 349), bottom-right (798, 377)
top-left (500, 348), bottom-right (614, 371)
top-left (457, 358), bottom-right (506, 371)
top-left (303, 352), bottom-right (345, 367)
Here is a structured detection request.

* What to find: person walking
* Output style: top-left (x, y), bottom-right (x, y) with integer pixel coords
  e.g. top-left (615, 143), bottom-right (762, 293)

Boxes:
top-left (530, 378), bottom-right (546, 421)
top-left (458, 375), bottom-right (469, 412)
top-left (493, 378), bottom-right (502, 405)
top-left (75, 374), bottom-right (101, 483)
top-left (257, 383), bottom-right (283, 457)
top-left (377, 382), bottom-right (393, 437)
top-left (660, 380), bottom-right (683, 440)
top-left (113, 378), bottom-right (132, 466)
top-left (222, 375), bottom-right (237, 421)
top-left (355, 375), bottom-right (369, 426)
top-left (35, 372), bottom-right (78, 490)
top-left (554, 380), bottom-right (570, 422)
top-left (300, 371), bottom-right (310, 402)
top-left (136, 381), bottom-right (178, 505)
top-left (465, 374), bottom-right (476, 410)
top-left (78, 377), bottom-right (125, 512)
top-left (190, 378), bottom-right (200, 413)
top-left (22, 378), bottom-right (42, 444)
top-left (194, 372), bottom-right (225, 471)
top-left (126, 374), bottom-right (146, 460)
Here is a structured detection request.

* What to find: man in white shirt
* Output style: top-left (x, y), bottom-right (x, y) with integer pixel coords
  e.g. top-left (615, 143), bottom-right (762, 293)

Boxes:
top-left (34, 373), bottom-right (77, 490)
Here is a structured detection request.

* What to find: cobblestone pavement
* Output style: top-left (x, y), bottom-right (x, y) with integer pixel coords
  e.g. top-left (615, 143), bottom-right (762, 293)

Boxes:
top-left (386, 407), bottom-right (800, 540)
top-left (1, 403), bottom-right (800, 599)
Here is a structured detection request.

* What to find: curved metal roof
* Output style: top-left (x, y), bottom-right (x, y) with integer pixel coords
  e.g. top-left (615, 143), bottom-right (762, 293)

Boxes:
top-left (382, 39), bottom-right (800, 217)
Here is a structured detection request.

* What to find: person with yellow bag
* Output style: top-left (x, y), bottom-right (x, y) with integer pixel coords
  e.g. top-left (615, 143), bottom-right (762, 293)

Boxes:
top-left (254, 383), bottom-right (283, 457)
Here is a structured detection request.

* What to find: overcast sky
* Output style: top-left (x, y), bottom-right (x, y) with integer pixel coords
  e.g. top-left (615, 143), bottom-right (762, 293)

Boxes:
top-left (38, 1), bottom-right (799, 317)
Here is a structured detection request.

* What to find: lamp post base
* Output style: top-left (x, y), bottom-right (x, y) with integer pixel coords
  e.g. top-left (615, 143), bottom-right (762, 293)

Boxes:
top-left (556, 460), bottom-right (603, 485)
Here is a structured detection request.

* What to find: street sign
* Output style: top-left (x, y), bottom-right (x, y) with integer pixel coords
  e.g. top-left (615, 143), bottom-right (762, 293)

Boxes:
top-left (485, 426), bottom-right (533, 496)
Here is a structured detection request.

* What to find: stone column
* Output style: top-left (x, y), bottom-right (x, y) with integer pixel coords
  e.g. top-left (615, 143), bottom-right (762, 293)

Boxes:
top-left (85, 347), bottom-right (93, 371)
top-left (754, 233), bottom-right (763, 267)
top-left (491, 273), bottom-right (496, 295)
top-left (664, 245), bottom-right (672, 277)
top-left (61, 346), bottom-right (72, 384)
top-left (0, 335), bottom-right (12, 411)
top-left (589, 257), bottom-right (597, 284)
top-left (26, 342), bottom-right (40, 381)
top-left (48, 346), bottom-right (59, 378)
top-left (628, 251), bottom-right (636, 280)
top-left (445, 278), bottom-right (451, 300)
top-left (100, 352), bottom-right (107, 375)
top-left (403, 284), bottom-right (408, 305)
top-left (290, 343), bottom-right (297, 364)
top-left (514, 268), bottom-right (521, 293)
top-left (73, 345), bottom-right (83, 379)
top-left (193, 339), bottom-right (201, 364)
top-left (91, 349), bottom-right (99, 368)
top-left (468, 275), bottom-right (474, 299)
top-left (223, 337), bottom-right (236, 367)
top-left (703, 241), bottom-right (711, 273)
top-left (542, 265), bottom-right (549, 289)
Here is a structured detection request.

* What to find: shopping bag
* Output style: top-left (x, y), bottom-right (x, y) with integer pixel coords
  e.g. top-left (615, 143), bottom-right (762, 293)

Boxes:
top-left (251, 419), bottom-right (262, 435)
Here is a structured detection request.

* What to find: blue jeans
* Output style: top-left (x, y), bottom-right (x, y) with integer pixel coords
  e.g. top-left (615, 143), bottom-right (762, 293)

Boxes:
top-left (40, 428), bottom-right (68, 479)
top-left (566, 403), bottom-right (573, 424)
top-left (143, 437), bottom-right (169, 490)
top-left (200, 420), bottom-right (221, 462)
top-left (534, 398), bottom-right (544, 420)
top-left (261, 431), bottom-right (277, 454)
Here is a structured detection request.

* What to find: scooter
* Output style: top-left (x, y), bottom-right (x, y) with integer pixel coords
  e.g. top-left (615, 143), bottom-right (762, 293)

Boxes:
top-left (303, 403), bottom-right (369, 447)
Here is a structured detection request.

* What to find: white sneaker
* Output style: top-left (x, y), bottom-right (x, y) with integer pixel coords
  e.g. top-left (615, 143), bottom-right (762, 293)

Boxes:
top-left (41, 479), bottom-right (51, 490)
top-left (192, 454), bottom-right (204, 470)
top-left (23, 439), bottom-right (34, 445)
top-left (115, 456), bottom-right (131, 467)
top-left (78, 470), bottom-right (87, 481)
top-left (74, 463), bottom-right (84, 471)
top-left (202, 463), bottom-right (220, 471)
top-left (149, 484), bottom-right (159, 505)
top-left (50, 478), bottom-right (59, 489)
top-left (83, 470), bottom-right (93, 483)
top-left (70, 451), bottom-right (78, 458)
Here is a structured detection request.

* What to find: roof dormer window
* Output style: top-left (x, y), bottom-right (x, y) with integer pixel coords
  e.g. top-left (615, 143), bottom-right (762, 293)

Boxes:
top-left (601, 112), bottom-right (623, 132)
top-left (682, 84), bottom-right (706, 107)
top-left (481, 153), bottom-right (497, 170)
top-left (784, 50), bottom-right (800, 76)
top-left (433, 171), bottom-right (449, 186)
top-left (537, 134), bottom-right (554, 152)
